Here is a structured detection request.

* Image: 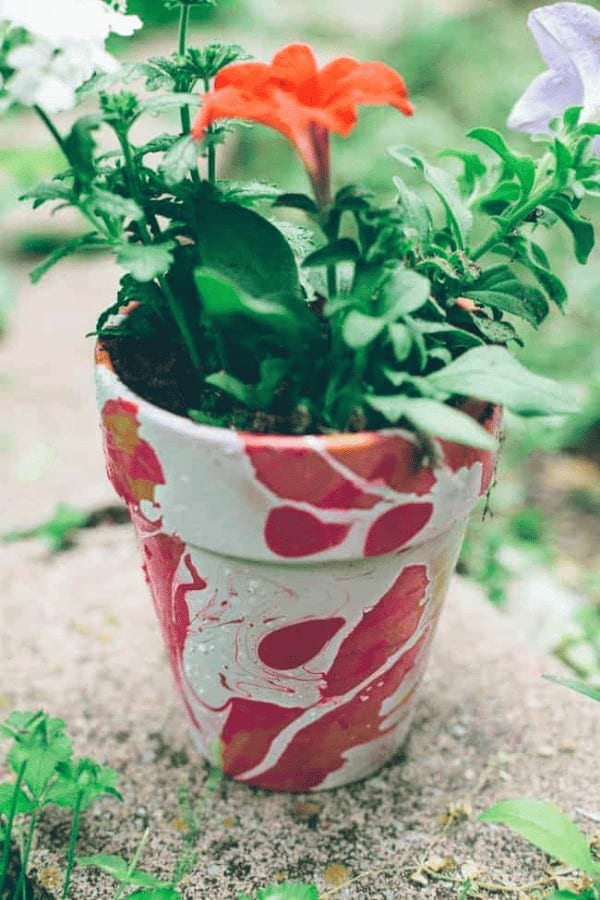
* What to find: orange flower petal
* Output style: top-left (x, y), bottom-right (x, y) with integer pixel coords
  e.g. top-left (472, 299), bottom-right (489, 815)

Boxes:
top-left (214, 61), bottom-right (272, 92)
top-left (271, 43), bottom-right (319, 87)
top-left (322, 60), bottom-right (414, 116)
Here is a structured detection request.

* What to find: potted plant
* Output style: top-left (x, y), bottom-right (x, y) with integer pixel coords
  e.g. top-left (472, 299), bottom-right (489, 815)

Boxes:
top-left (1, 0), bottom-right (598, 791)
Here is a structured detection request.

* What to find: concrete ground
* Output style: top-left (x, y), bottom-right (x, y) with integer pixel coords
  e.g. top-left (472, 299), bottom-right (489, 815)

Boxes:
top-left (0, 252), bottom-right (598, 899)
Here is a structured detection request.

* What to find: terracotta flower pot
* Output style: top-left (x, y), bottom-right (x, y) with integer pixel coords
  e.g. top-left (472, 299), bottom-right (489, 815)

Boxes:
top-left (95, 343), bottom-right (500, 792)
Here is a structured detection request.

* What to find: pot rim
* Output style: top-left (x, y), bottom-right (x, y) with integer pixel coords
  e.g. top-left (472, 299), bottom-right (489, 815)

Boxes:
top-left (95, 339), bottom-right (498, 455)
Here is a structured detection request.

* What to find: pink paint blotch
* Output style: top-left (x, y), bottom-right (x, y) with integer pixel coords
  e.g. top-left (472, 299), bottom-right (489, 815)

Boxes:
top-left (258, 617), bottom-right (345, 670)
top-left (364, 503), bottom-right (433, 557)
top-left (265, 506), bottom-right (351, 557)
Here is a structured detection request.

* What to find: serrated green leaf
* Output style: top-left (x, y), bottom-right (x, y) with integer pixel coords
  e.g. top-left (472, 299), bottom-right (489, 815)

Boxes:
top-left (542, 675), bottom-right (600, 702)
top-left (20, 181), bottom-right (74, 209)
top-left (0, 784), bottom-right (35, 816)
top-left (468, 127), bottom-right (536, 195)
top-left (91, 189), bottom-right (144, 222)
top-left (141, 93), bottom-right (200, 116)
top-left (366, 396), bottom-right (497, 449)
top-left (342, 310), bottom-right (385, 349)
top-left (425, 346), bottom-right (575, 416)
top-left (116, 242), bottom-right (176, 282)
top-left (480, 799), bottom-right (600, 875)
top-left (30, 234), bottom-right (108, 284)
top-left (541, 196), bottom-right (595, 264)
top-left (76, 854), bottom-right (166, 887)
top-left (160, 136), bottom-right (198, 186)
top-left (302, 238), bottom-right (360, 268)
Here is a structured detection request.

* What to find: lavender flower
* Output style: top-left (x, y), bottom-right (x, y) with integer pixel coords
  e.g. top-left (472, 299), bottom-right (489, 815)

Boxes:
top-left (508, 2), bottom-right (600, 140)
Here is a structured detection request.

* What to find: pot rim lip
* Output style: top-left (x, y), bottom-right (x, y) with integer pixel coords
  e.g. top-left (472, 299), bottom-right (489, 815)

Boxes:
top-left (96, 339), bottom-right (498, 453)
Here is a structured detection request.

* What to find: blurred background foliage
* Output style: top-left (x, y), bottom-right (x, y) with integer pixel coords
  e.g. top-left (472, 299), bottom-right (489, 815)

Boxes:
top-left (0, 0), bottom-right (598, 681)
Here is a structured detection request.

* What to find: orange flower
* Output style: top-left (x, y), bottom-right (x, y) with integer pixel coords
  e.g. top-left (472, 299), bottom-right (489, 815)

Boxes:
top-left (192, 43), bottom-right (413, 207)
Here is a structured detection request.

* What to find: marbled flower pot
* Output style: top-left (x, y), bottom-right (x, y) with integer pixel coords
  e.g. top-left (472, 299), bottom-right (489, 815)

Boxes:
top-left (95, 342), bottom-right (500, 792)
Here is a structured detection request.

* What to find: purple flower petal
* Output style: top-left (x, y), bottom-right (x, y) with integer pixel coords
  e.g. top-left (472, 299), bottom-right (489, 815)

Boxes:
top-left (507, 67), bottom-right (582, 133)
top-left (509, 2), bottom-right (600, 134)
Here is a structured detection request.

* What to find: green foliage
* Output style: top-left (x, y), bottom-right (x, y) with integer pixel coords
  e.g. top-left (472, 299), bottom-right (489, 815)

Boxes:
top-left (237, 884), bottom-right (319, 900)
top-left (2, 503), bottom-right (93, 551)
top-left (0, 710), bottom-right (122, 898)
top-left (543, 675), bottom-right (600, 703)
top-left (480, 799), bottom-right (600, 876)
top-left (15, 0), bottom-right (600, 447)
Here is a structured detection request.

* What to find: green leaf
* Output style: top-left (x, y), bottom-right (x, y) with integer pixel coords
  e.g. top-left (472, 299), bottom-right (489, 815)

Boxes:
top-left (160, 136), bottom-right (198, 186)
top-left (366, 396), bottom-right (497, 449)
top-left (273, 193), bottom-right (319, 215)
top-left (542, 675), bottom-right (600, 703)
top-left (64, 115), bottom-right (102, 188)
top-left (388, 323), bottom-right (412, 361)
top-left (380, 265), bottom-right (431, 317)
top-left (76, 855), bottom-right (166, 887)
top-left (116, 242), bottom-right (176, 282)
top-left (541, 196), bottom-right (595, 264)
top-left (393, 176), bottom-right (432, 242)
top-left (90, 189), bottom-right (144, 222)
top-left (464, 288), bottom-right (548, 326)
top-left (342, 311), bottom-right (385, 349)
top-left (0, 784), bottom-right (35, 816)
top-left (480, 799), bottom-right (600, 875)
top-left (195, 202), bottom-right (302, 301)
top-left (196, 270), bottom-right (305, 338)
top-left (218, 180), bottom-right (281, 206)
top-left (128, 890), bottom-right (180, 899)
top-left (1, 503), bottom-right (91, 551)
top-left (467, 127), bottom-right (536, 194)
top-left (425, 346), bottom-right (576, 416)
top-left (20, 180), bottom-right (74, 209)
top-left (250, 885), bottom-right (319, 900)
top-left (302, 238), bottom-right (360, 268)
top-left (30, 234), bottom-right (108, 284)
top-left (140, 93), bottom-right (200, 116)
top-left (391, 147), bottom-right (473, 248)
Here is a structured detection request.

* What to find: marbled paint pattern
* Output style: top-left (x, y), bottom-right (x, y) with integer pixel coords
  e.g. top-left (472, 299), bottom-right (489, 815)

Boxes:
top-left (96, 349), bottom-right (499, 791)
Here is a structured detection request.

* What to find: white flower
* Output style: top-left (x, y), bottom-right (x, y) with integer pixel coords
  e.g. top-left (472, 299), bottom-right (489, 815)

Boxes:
top-left (508, 2), bottom-right (600, 135)
top-left (0, 0), bottom-right (142, 113)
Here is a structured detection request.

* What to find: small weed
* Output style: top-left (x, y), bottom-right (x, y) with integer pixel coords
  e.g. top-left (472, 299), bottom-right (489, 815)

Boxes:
top-left (2, 503), bottom-right (129, 552)
top-left (0, 710), bottom-right (121, 899)
top-left (237, 885), bottom-right (319, 900)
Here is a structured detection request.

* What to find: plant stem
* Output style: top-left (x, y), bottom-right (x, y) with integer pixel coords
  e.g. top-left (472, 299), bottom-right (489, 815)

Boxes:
top-left (203, 79), bottom-right (217, 184)
top-left (0, 761), bottom-right (27, 896)
top-left (34, 106), bottom-right (69, 159)
top-left (158, 274), bottom-right (203, 371)
top-left (178, 6), bottom-right (192, 131)
top-left (61, 793), bottom-right (83, 900)
top-left (12, 809), bottom-right (36, 900)
top-left (113, 829), bottom-right (150, 900)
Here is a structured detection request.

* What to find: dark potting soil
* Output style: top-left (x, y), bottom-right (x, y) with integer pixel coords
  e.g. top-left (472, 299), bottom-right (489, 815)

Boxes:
top-left (102, 336), bottom-right (322, 434)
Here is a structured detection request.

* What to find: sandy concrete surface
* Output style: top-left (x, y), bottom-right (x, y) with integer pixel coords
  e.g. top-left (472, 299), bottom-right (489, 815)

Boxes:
top-left (0, 250), bottom-right (598, 899)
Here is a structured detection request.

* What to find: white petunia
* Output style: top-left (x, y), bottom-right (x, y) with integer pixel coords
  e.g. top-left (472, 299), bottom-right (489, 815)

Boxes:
top-left (0, 0), bottom-right (142, 113)
top-left (508, 2), bottom-right (600, 136)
